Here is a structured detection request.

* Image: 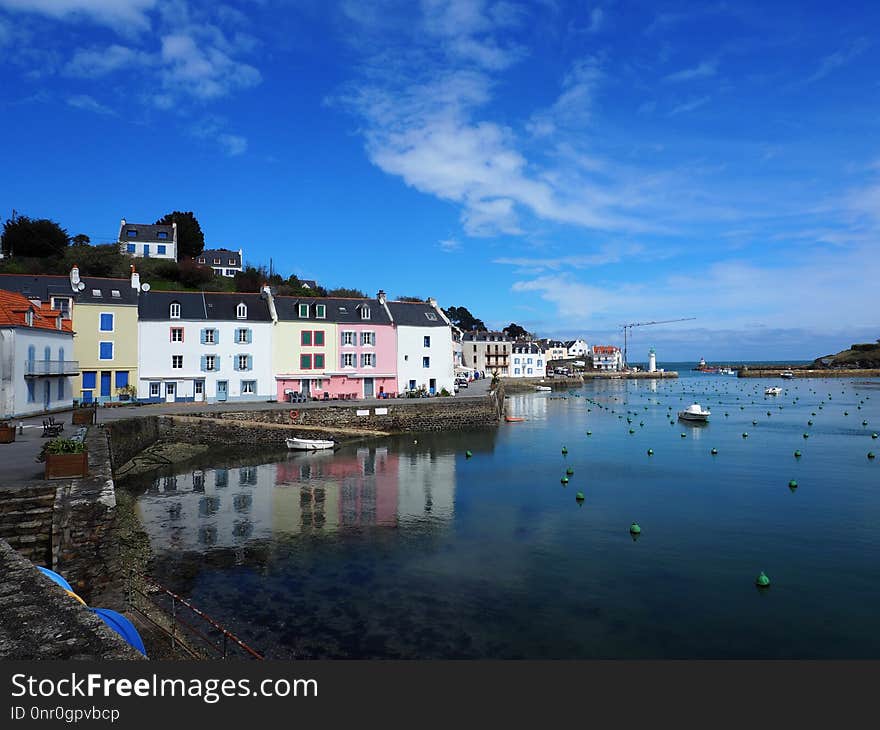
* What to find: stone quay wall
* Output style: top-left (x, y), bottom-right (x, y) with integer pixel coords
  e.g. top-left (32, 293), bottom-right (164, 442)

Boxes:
top-left (0, 539), bottom-right (143, 660)
top-left (738, 368), bottom-right (880, 378)
top-left (0, 484), bottom-right (56, 566)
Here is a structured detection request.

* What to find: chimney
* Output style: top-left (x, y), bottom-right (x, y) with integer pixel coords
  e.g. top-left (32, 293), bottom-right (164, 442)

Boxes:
top-left (377, 289), bottom-right (386, 305)
top-left (69, 265), bottom-right (81, 292)
top-left (262, 283), bottom-right (278, 324)
top-left (130, 265), bottom-right (140, 291)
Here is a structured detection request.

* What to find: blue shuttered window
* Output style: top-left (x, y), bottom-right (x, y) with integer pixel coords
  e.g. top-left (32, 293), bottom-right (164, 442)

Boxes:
top-left (200, 355), bottom-right (207, 372)
top-left (82, 371), bottom-right (97, 389)
top-left (58, 378), bottom-right (65, 400)
top-left (27, 381), bottom-right (35, 403)
top-left (99, 342), bottom-right (113, 360)
top-left (115, 371), bottom-right (129, 388)
top-left (247, 355), bottom-right (253, 371)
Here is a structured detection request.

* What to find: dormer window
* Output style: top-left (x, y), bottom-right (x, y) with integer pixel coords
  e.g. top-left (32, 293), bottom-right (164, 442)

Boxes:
top-left (228, 258), bottom-right (235, 265)
top-left (298, 303), bottom-right (309, 318)
top-left (170, 302), bottom-right (181, 319)
top-left (236, 302), bottom-right (247, 319)
top-left (360, 306), bottom-right (370, 320)
top-left (111, 290), bottom-right (121, 298)
top-left (127, 229), bottom-right (137, 237)
top-left (157, 231), bottom-right (168, 239)
top-left (25, 309), bottom-right (34, 326)
top-left (92, 289), bottom-right (102, 297)
top-left (425, 312), bottom-right (438, 321)
top-left (214, 258), bottom-right (221, 265)
top-left (198, 257), bottom-right (205, 264)
top-left (315, 304), bottom-right (326, 319)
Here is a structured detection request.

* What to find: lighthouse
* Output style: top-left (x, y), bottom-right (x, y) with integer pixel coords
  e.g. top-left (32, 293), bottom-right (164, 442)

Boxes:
top-left (648, 347), bottom-right (656, 373)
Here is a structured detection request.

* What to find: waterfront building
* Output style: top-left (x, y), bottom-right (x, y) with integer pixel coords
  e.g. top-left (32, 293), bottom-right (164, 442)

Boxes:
top-left (388, 298), bottom-right (455, 394)
top-left (537, 339), bottom-right (568, 363)
top-left (0, 290), bottom-right (76, 418)
top-left (564, 339), bottom-right (590, 359)
top-left (195, 248), bottom-right (243, 278)
top-left (273, 294), bottom-right (397, 401)
top-left (461, 331), bottom-right (513, 376)
top-left (0, 269), bottom-right (140, 404)
top-left (592, 345), bottom-right (623, 371)
top-left (138, 289), bottom-right (276, 403)
top-left (118, 219), bottom-right (177, 260)
top-left (510, 342), bottom-right (546, 378)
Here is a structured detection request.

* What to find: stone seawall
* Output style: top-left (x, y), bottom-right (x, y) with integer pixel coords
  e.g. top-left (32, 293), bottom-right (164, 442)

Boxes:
top-left (0, 539), bottom-right (143, 660)
top-left (106, 415), bottom-right (162, 472)
top-left (738, 368), bottom-right (880, 378)
top-left (0, 484), bottom-right (56, 565)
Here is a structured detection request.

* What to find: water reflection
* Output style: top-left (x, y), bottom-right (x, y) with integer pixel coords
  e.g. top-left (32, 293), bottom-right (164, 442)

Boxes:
top-left (136, 444), bottom-right (458, 554)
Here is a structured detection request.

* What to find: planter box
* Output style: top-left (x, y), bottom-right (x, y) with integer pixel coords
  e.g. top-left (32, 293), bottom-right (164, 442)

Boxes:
top-left (72, 408), bottom-right (96, 425)
top-left (45, 451), bottom-right (89, 480)
top-left (0, 425), bottom-right (15, 444)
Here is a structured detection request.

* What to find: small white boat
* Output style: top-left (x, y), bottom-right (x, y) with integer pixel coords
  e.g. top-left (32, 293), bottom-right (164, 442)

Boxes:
top-left (678, 403), bottom-right (710, 421)
top-left (286, 436), bottom-right (335, 451)
top-left (535, 386), bottom-right (552, 391)
top-left (765, 387), bottom-right (782, 396)
top-left (780, 371), bottom-right (795, 379)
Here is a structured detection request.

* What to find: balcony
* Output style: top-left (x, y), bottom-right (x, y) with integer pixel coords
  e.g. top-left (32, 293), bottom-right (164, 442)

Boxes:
top-left (24, 360), bottom-right (80, 377)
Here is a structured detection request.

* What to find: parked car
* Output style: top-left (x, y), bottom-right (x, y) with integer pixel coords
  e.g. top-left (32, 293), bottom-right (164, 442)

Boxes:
top-left (456, 377), bottom-right (469, 388)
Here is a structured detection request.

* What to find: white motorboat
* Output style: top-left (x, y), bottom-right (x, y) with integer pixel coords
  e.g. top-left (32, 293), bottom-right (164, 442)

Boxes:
top-left (535, 386), bottom-right (552, 391)
top-left (286, 436), bottom-right (335, 451)
top-left (677, 403), bottom-right (710, 421)
top-left (765, 387), bottom-right (782, 396)
top-left (780, 371), bottom-right (795, 379)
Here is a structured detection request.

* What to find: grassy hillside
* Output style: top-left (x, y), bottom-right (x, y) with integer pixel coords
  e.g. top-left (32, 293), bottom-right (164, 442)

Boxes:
top-left (814, 342), bottom-right (880, 368)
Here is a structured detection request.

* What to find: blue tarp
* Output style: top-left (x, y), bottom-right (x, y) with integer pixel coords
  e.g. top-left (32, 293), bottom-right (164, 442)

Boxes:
top-left (91, 608), bottom-right (147, 657)
top-left (37, 566), bottom-right (73, 592)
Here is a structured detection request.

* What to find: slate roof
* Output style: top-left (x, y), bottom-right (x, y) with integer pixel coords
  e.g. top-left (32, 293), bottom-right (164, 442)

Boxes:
top-left (387, 301), bottom-right (449, 327)
top-left (118, 222), bottom-right (175, 243)
top-left (197, 249), bottom-right (241, 268)
top-left (462, 330), bottom-right (512, 342)
top-left (274, 297), bottom-right (392, 325)
top-left (0, 274), bottom-right (139, 306)
top-left (138, 290), bottom-right (273, 321)
top-left (512, 343), bottom-right (543, 354)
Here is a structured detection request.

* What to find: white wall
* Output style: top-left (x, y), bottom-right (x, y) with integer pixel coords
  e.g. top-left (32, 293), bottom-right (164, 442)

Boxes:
top-left (396, 325), bottom-right (454, 393)
top-left (138, 319), bottom-right (274, 402)
top-left (0, 328), bottom-right (75, 418)
top-left (509, 350), bottom-right (546, 378)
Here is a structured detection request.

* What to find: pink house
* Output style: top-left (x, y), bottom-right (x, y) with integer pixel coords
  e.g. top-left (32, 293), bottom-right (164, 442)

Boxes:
top-left (325, 320), bottom-right (397, 399)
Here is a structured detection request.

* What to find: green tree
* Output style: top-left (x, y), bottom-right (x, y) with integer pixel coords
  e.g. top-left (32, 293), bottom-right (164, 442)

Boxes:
top-left (503, 323), bottom-right (530, 339)
top-left (326, 287), bottom-right (365, 298)
top-left (444, 305), bottom-right (486, 332)
top-left (396, 295), bottom-right (425, 302)
top-left (155, 211), bottom-right (205, 259)
top-left (70, 233), bottom-right (91, 247)
top-left (234, 265), bottom-right (265, 292)
top-left (62, 244), bottom-right (128, 278)
top-left (1, 216), bottom-right (70, 258)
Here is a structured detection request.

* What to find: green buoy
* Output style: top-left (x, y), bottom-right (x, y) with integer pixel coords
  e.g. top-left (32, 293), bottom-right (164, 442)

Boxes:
top-left (629, 428), bottom-right (635, 434)
top-left (869, 452), bottom-right (876, 460)
top-left (872, 433), bottom-right (878, 439)
top-left (647, 449), bottom-right (654, 456)
top-left (794, 450), bottom-right (802, 458)
top-left (465, 450), bottom-right (473, 458)
top-left (629, 522), bottom-right (641, 535)
top-left (863, 420), bottom-right (868, 426)
top-left (844, 411), bottom-right (849, 416)
top-left (756, 571), bottom-right (771, 588)
top-left (803, 433), bottom-right (809, 439)
top-left (742, 432), bottom-right (749, 438)
top-left (752, 420), bottom-right (758, 426)
top-left (561, 447), bottom-right (568, 455)
top-left (681, 433), bottom-right (687, 438)
top-left (575, 492), bottom-right (585, 501)
top-left (566, 467), bottom-right (574, 475)
top-left (789, 479), bottom-right (798, 489)
top-left (586, 430), bottom-right (592, 436)
top-left (561, 476), bottom-right (569, 484)
top-left (711, 448), bottom-right (718, 455)
top-left (808, 420), bottom-right (813, 426)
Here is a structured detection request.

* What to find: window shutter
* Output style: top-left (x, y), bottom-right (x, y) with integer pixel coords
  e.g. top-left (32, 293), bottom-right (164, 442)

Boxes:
top-left (200, 355), bottom-right (207, 372)
top-left (214, 357), bottom-right (220, 372)
top-left (200, 329), bottom-right (206, 344)
top-left (234, 357), bottom-right (240, 372)
top-left (247, 329), bottom-right (253, 344)
top-left (247, 355), bottom-right (253, 371)
top-left (171, 328), bottom-right (174, 342)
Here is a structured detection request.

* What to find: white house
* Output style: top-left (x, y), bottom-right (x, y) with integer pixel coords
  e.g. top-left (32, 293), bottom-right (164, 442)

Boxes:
top-left (118, 219), bottom-right (177, 261)
top-left (387, 297), bottom-right (455, 395)
top-left (510, 343), bottom-right (546, 378)
top-left (195, 248), bottom-right (243, 278)
top-left (0, 290), bottom-right (76, 418)
top-left (592, 345), bottom-right (623, 371)
top-left (565, 339), bottom-right (590, 359)
top-left (137, 290), bottom-right (276, 403)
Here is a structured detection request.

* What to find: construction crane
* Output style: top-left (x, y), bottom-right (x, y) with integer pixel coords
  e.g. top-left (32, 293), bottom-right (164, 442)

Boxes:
top-left (619, 317), bottom-right (696, 369)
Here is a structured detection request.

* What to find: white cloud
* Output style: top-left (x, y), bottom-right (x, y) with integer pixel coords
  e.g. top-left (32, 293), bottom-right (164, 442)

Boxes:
top-left (801, 38), bottom-right (869, 86)
top-left (65, 44), bottom-right (153, 77)
top-left (217, 133), bottom-right (248, 156)
top-left (66, 94), bottom-right (114, 115)
top-left (587, 7), bottom-right (604, 33)
top-left (663, 60), bottom-right (717, 83)
top-left (191, 116), bottom-right (249, 157)
top-left (667, 95), bottom-right (710, 116)
top-left (0, 0), bottom-right (156, 31)
top-left (438, 238), bottom-right (461, 252)
top-left (494, 243), bottom-right (645, 271)
top-left (159, 33), bottom-right (261, 100)
top-left (527, 55), bottom-right (603, 137)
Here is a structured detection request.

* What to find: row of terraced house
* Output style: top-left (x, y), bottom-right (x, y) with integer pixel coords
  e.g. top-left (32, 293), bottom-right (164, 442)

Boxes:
top-left (0, 268), bottom-right (455, 417)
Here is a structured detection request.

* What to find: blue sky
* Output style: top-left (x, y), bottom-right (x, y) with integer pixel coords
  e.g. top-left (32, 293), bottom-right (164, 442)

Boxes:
top-left (1, 0), bottom-right (877, 360)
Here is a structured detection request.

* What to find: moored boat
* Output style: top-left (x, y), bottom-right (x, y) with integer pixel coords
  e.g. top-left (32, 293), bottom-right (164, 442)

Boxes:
top-left (678, 403), bottom-right (710, 421)
top-left (286, 436), bottom-right (336, 451)
top-left (535, 386), bottom-right (552, 391)
top-left (765, 386), bottom-right (782, 396)
top-left (780, 370), bottom-right (795, 379)
top-left (505, 416), bottom-right (526, 422)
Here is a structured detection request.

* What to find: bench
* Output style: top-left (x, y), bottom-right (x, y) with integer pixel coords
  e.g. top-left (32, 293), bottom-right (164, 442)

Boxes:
top-left (41, 419), bottom-right (64, 438)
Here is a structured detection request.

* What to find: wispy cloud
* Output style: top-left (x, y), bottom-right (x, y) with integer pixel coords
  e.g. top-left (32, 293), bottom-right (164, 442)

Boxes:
top-left (663, 60), bottom-right (717, 83)
top-left (65, 44), bottom-right (153, 77)
top-left (159, 33), bottom-right (261, 100)
top-left (191, 117), bottom-right (249, 157)
top-left (66, 94), bottom-right (114, 115)
top-left (438, 238), bottom-right (461, 252)
top-left (216, 133), bottom-right (248, 156)
top-left (527, 55), bottom-right (603, 137)
top-left (667, 95), bottom-right (711, 116)
top-left (799, 37), bottom-right (870, 86)
top-left (494, 243), bottom-right (646, 271)
top-left (0, 0), bottom-right (156, 31)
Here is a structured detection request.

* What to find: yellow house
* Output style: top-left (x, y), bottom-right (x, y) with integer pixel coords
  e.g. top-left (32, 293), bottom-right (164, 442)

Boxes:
top-left (272, 297), bottom-right (338, 401)
top-left (0, 270), bottom-right (140, 404)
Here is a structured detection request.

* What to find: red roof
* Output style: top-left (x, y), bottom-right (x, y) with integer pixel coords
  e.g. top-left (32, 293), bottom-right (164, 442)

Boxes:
top-left (593, 345), bottom-right (619, 354)
top-left (0, 290), bottom-right (73, 332)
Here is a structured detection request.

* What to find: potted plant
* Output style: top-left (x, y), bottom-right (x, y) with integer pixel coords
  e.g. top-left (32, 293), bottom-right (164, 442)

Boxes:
top-left (72, 402), bottom-right (97, 425)
top-left (0, 420), bottom-right (15, 444)
top-left (38, 437), bottom-right (88, 479)
top-left (116, 383), bottom-right (137, 402)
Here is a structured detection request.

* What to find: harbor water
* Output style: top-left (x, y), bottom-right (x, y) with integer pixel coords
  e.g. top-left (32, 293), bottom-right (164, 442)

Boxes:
top-left (130, 370), bottom-right (880, 658)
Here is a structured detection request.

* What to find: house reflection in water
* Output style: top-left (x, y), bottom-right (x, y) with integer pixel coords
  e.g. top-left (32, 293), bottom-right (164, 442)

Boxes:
top-left (136, 444), bottom-right (457, 555)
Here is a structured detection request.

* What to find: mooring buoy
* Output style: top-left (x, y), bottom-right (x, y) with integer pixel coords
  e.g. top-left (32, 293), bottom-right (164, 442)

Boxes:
top-left (756, 571), bottom-right (771, 588)
top-left (629, 522), bottom-right (641, 535)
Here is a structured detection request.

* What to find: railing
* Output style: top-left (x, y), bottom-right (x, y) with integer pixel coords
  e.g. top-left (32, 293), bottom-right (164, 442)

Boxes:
top-left (127, 573), bottom-right (263, 660)
top-left (24, 360), bottom-right (79, 376)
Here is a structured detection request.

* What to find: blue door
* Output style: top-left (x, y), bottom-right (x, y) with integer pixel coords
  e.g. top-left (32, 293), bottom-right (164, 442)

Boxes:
top-left (43, 381), bottom-right (50, 410)
top-left (100, 372), bottom-right (112, 398)
top-left (217, 381), bottom-right (228, 402)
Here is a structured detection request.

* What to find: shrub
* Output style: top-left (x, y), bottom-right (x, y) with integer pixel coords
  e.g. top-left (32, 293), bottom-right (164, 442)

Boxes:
top-left (36, 437), bottom-right (86, 462)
